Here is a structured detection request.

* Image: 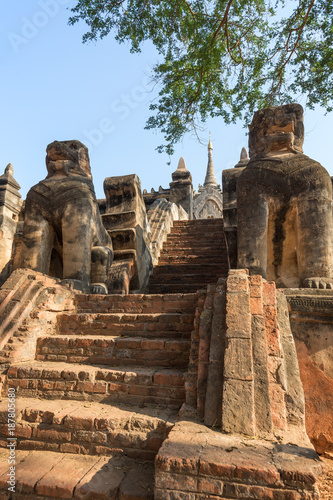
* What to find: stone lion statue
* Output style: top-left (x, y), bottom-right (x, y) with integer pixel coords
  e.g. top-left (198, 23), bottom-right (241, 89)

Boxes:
top-left (237, 103), bottom-right (333, 288)
top-left (19, 140), bottom-right (113, 293)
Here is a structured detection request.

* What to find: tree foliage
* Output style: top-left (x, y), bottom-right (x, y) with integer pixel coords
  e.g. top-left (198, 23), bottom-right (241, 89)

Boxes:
top-left (69, 0), bottom-right (333, 155)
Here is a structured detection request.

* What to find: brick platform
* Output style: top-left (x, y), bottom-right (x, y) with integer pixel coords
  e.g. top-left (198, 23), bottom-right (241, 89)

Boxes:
top-left (155, 421), bottom-right (323, 499)
top-left (0, 448), bottom-right (154, 499)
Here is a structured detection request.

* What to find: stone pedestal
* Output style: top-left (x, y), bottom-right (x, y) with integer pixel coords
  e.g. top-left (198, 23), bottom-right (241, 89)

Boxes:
top-left (0, 164), bottom-right (22, 285)
top-left (183, 269), bottom-right (308, 442)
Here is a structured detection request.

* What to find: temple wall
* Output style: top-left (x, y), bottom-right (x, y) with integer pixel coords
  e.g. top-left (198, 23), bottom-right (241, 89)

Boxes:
top-left (285, 289), bottom-right (333, 457)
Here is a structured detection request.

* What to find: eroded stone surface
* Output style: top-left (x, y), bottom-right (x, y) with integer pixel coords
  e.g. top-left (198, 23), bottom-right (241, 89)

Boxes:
top-left (316, 457), bottom-right (333, 500)
top-left (237, 104), bottom-right (333, 288)
top-left (169, 157), bottom-right (193, 218)
top-left (103, 174), bottom-right (152, 293)
top-left (16, 140), bottom-right (113, 293)
top-left (222, 149), bottom-right (248, 268)
top-left (155, 421), bottom-right (323, 499)
top-left (285, 289), bottom-right (333, 457)
top-left (0, 449), bottom-right (154, 499)
top-left (147, 198), bottom-right (188, 267)
top-left (0, 164), bottom-right (22, 285)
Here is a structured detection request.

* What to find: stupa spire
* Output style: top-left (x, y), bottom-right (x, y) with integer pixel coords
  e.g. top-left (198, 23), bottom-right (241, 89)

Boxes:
top-left (204, 132), bottom-right (218, 187)
top-left (176, 157), bottom-right (188, 172)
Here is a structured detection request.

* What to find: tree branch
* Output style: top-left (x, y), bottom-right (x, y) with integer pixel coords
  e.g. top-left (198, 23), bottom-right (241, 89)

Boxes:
top-left (210, 0), bottom-right (234, 46)
top-left (271, 0), bottom-right (316, 95)
top-left (183, 0), bottom-right (196, 17)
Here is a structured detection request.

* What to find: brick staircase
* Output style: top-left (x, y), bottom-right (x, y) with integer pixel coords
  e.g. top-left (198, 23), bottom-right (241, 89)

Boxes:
top-left (0, 218), bottom-right (229, 498)
top-left (146, 218), bottom-right (229, 293)
top-left (1, 292), bottom-right (198, 498)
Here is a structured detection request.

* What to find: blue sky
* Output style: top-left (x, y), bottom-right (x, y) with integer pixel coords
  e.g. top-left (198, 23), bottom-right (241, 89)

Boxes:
top-left (1, 1), bottom-right (333, 200)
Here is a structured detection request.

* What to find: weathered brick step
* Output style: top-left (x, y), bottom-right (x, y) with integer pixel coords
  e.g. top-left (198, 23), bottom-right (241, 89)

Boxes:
top-left (173, 219), bottom-right (223, 226)
top-left (151, 264), bottom-right (228, 274)
top-left (170, 229), bottom-right (224, 235)
top-left (6, 362), bottom-right (186, 407)
top-left (165, 237), bottom-right (224, 244)
top-left (158, 257), bottom-right (227, 265)
top-left (0, 398), bottom-right (176, 460)
top-left (36, 336), bottom-right (190, 368)
top-left (149, 273), bottom-right (227, 283)
top-left (75, 293), bottom-right (198, 314)
top-left (165, 239), bottom-right (224, 244)
top-left (58, 312), bottom-right (194, 338)
top-left (154, 264), bottom-right (227, 278)
top-left (161, 242), bottom-right (226, 255)
top-left (168, 232), bottom-right (224, 238)
top-left (148, 276), bottom-right (227, 284)
top-left (168, 224), bottom-right (224, 232)
top-left (167, 225), bottom-right (224, 230)
top-left (157, 255), bottom-right (225, 263)
top-left (165, 232), bottom-right (225, 239)
top-left (147, 280), bottom-right (225, 290)
top-left (0, 448), bottom-right (154, 499)
top-left (160, 249), bottom-right (225, 256)
top-left (148, 282), bottom-right (221, 293)
top-left (158, 250), bottom-right (224, 257)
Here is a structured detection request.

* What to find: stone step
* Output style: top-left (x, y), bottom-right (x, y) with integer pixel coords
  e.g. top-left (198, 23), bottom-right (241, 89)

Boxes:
top-left (159, 250), bottom-right (224, 258)
top-left (6, 362), bottom-right (186, 407)
top-left (57, 312), bottom-right (194, 338)
top-left (157, 255), bottom-right (224, 263)
top-left (168, 226), bottom-right (225, 234)
top-left (160, 244), bottom-right (225, 252)
top-left (173, 219), bottom-right (224, 226)
top-left (165, 229), bottom-right (225, 235)
top-left (163, 238), bottom-right (225, 247)
top-left (150, 268), bottom-right (225, 275)
top-left (75, 293), bottom-right (198, 314)
top-left (147, 283), bottom-right (215, 293)
top-left (148, 273), bottom-right (227, 284)
top-left (166, 221), bottom-right (224, 230)
top-left (169, 227), bottom-right (224, 233)
top-left (157, 243), bottom-right (227, 254)
top-left (165, 236), bottom-right (224, 243)
top-left (0, 398), bottom-right (176, 460)
top-left (151, 264), bottom-right (228, 274)
top-left (0, 448), bottom-right (154, 499)
top-left (157, 256), bottom-right (227, 265)
top-left (36, 336), bottom-right (190, 369)
top-left (167, 232), bottom-right (225, 241)
top-left (147, 281), bottom-right (224, 291)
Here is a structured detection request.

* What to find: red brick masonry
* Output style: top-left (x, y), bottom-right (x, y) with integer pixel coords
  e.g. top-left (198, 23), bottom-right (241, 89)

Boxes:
top-left (155, 421), bottom-right (323, 499)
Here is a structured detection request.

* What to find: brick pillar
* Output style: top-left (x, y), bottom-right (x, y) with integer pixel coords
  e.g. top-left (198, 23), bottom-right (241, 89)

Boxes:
top-left (222, 269), bottom-right (255, 435)
top-left (169, 158), bottom-right (193, 219)
top-left (0, 164), bottom-right (22, 285)
top-left (263, 281), bottom-right (288, 431)
top-left (249, 275), bottom-right (273, 435)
